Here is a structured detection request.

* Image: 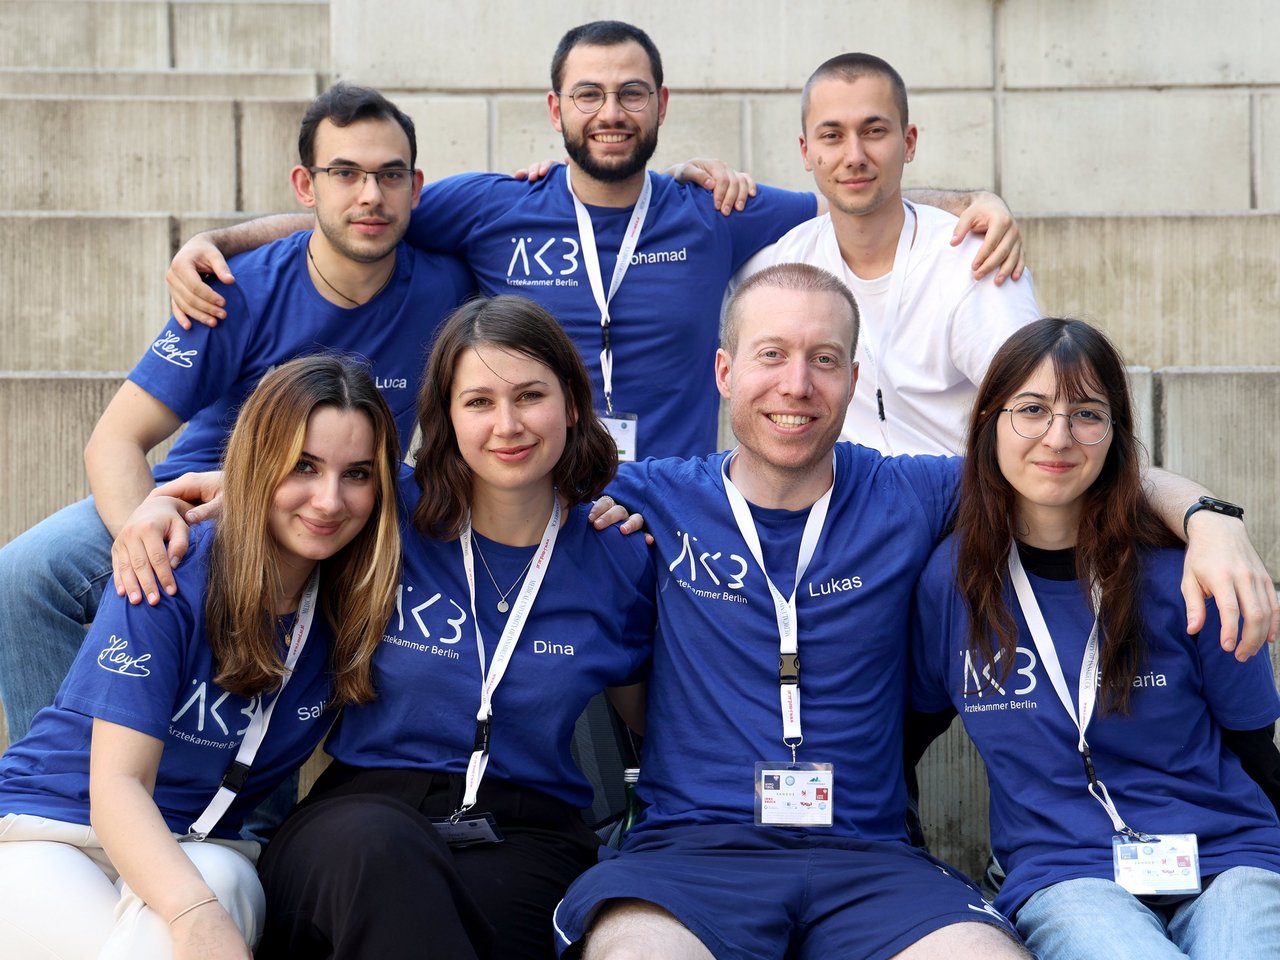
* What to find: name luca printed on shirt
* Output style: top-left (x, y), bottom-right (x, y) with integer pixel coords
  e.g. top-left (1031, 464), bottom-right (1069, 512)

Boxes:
top-left (382, 581), bottom-right (576, 658)
top-left (94, 634), bottom-right (322, 749)
top-left (959, 646), bottom-right (1167, 714)
top-left (667, 529), bottom-right (862, 604)
top-left (505, 234), bottom-right (688, 289)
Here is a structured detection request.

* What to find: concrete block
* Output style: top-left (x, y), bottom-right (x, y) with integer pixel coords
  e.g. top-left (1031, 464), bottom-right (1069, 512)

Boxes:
top-left (1003, 91), bottom-right (1251, 214)
top-left (650, 94), bottom-right (745, 179)
top-left (749, 96), bottom-right (809, 193)
top-left (172, 2), bottom-right (330, 73)
top-left (1023, 214), bottom-right (1280, 369)
top-left (1259, 93), bottom-right (1280, 211)
top-left (0, 214), bottom-right (173, 372)
top-left (395, 96), bottom-right (490, 178)
top-left (0, 375), bottom-right (123, 547)
top-left (0, 97), bottom-right (238, 212)
top-left (1002, 0), bottom-right (1280, 88)
top-left (492, 97), bottom-right (569, 178)
top-left (1158, 367), bottom-right (1280, 575)
top-left (0, 68), bottom-right (320, 99)
top-left (918, 721), bottom-right (990, 881)
top-left (0, 2), bottom-right (168, 70)
top-left (333, 0), bottom-right (992, 91)
top-left (1128, 366), bottom-right (1154, 454)
top-left (240, 99), bottom-right (311, 213)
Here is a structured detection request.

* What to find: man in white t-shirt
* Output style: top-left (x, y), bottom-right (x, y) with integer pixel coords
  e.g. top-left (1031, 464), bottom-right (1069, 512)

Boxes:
top-left (738, 53), bottom-right (1041, 456)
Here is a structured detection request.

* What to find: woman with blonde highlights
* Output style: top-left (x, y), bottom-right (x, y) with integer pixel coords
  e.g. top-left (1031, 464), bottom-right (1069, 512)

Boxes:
top-left (911, 318), bottom-right (1280, 959)
top-left (256, 295), bottom-right (656, 960)
top-left (0, 355), bottom-right (400, 960)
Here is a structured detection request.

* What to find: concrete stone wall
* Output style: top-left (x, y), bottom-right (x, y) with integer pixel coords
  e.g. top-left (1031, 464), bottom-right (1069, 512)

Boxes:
top-left (331, 0), bottom-right (1280, 216)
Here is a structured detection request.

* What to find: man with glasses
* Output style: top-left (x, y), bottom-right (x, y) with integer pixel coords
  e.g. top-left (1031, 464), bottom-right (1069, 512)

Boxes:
top-left (163, 21), bottom-right (1019, 464)
top-left (0, 83), bottom-right (472, 743)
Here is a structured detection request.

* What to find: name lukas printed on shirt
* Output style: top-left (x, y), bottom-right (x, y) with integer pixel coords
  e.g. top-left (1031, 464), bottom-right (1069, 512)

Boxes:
top-left (96, 635), bottom-right (152, 677)
top-left (150, 329), bottom-right (199, 368)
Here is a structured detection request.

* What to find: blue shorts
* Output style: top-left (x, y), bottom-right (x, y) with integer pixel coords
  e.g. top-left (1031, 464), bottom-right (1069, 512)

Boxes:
top-left (553, 824), bottom-right (1018, 959)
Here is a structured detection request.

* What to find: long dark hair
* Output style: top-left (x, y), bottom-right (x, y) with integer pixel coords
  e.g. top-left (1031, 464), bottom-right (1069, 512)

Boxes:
top-left (206, 354), bottom-right (401, 703)
top-left (413, 295), bottom-right (618, 539)
top-left (955, 318), bottom-right (1179, 714)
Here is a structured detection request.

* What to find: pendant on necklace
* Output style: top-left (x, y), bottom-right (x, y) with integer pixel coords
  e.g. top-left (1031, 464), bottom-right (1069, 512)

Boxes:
top-left (497, 599), bottom-right (510, 614)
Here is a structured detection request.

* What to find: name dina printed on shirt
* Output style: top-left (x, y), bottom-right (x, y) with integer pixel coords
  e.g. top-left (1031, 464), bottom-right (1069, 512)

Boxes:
top-left (150, 329), bottom-right (199, 368)
top-left (505, 234), bottom-right (689, 289)
top-left (959, 646), bottom-right (1167, 714)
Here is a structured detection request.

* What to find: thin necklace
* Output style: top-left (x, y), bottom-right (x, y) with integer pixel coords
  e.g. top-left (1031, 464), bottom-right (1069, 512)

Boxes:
top-left (472, 538), bottom-right (535, 614)
top-left (307, 242), bottom-right (394, 306)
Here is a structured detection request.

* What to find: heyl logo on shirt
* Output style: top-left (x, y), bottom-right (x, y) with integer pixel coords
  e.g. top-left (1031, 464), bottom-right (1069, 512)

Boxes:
top-left (96, 634), bottom-right (152, 678)
top-left (150, 329), bottom-right (198, 368)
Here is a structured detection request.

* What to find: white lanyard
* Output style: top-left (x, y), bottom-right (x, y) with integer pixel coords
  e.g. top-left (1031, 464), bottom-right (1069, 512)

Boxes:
top-left (721, 453), bottom-right (835, 762)
top-left (1008, 543), bottom-right (1151, 841)
top-left (187, 567), bottom-right (320, 840)
top-left (456, 497), bottom-right (561, 814)
top-left (853, 201), bottom-right (915, 455)
top-left (566, 166), bottom-right (653, 415)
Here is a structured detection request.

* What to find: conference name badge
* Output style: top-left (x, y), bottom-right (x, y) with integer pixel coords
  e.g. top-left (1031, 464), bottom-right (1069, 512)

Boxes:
top-left (754, 761), bottom-right (834, 827)
top-left (599, 412), bottom-right (639, 462)
top-left (1112, 832), bottom-right (1200, 895)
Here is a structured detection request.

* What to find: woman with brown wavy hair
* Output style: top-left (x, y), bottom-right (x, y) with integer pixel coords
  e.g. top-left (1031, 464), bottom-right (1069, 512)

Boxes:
top-left (910, 318), bottom-right (1280, 959)
top-left (0, 355), bottom-right (401, 960)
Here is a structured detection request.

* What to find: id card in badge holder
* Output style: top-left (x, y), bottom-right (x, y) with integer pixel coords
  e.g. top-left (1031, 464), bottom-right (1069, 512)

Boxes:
top-left (600, 412), bottom-right (638, 462)
top-left (430, 812), bottom-right (505, 847)
top-left (1112, 833), bottom-right (1200, 895)
top-left (754, 762), bottom-right (833, 827)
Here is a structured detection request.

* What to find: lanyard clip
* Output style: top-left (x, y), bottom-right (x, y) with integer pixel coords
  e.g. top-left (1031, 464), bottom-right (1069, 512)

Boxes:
top-left (473, 718), bottom-right (491, 754)
top-left (779, 654), bottom-right (800, 685)
top-left (1080, 745), bottom-right (1097, 786)
top-left (220, 759), bottom-right (251, 793)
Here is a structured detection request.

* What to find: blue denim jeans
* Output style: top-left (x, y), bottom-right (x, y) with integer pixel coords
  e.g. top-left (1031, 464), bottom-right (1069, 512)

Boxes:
top-left (0, 496), bottom-right (113, 741)
top-left (1015, 867), bottom-right (1280, 960)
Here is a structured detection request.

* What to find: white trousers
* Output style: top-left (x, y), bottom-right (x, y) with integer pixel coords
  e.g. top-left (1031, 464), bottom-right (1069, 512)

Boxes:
top-left (0, 813), bottom-right (264, 959)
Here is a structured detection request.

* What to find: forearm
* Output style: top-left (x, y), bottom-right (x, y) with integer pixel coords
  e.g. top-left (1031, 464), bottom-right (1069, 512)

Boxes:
top-left (1142, 466), bottom-right (1211, 541)
top-left (903, 187), bottom-right (984, 216)
top-left (204, 213), bottom-right (313, 257)
top-left (85, 441), bottom-right (159, 538)
top-left (91, 774), bottom-right (216, 921)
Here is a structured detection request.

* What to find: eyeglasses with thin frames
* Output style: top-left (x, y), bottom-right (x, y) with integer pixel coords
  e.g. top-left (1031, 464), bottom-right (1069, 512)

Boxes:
top-left (559, 83), bottom-right (655, 114)
top-left (1001, 402), bottom-right (1113, 445)
top-left (309, 166), bottom-right (415, 191)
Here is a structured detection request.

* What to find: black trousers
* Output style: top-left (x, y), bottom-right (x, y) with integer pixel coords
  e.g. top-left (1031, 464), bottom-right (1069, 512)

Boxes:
top-left (255, 763), bottom-right (601, 960)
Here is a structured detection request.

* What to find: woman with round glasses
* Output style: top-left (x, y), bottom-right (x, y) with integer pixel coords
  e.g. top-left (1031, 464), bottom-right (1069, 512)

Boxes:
top-left (910, 318), bottom-right (1280, 958)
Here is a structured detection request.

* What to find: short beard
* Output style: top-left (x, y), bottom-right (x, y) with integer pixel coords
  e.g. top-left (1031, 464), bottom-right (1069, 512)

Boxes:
top-left (314, 209), bottom-right (403, 264)
top-left (563, 123), bottom-right (659, 183)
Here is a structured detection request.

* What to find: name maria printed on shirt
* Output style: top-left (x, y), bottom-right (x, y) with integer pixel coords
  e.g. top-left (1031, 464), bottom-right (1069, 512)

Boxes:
top-left (667, 528), bottom-right (862, 606)
top-left (960, 645), bottom-right (1169, 714)
top-left (504, 233), bottom-right (689, 290)
top-left (380, 581), bottom-right (577, 659)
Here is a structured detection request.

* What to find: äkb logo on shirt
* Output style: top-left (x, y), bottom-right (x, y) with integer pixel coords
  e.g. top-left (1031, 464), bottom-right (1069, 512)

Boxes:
top-left (96, 635), bottom-right (152, 677)
top-left (172, 680), bottom-right (255, 739)
top-left (667, 529), bottom-right (749, 604)
top-left (506, 235), bottom-right (582, 288)
top-left (379, 583), bottom-right (465, 661)
top-left (150, 329), bottom-right (199, 368)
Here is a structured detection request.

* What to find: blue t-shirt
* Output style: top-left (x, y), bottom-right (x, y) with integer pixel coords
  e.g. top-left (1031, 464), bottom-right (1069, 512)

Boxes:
top-left (0, 523), bottom-right (337, 838)
top-left (607, 444), bottom-right (959, 842)
top-left (911, 539), bottom-right (1280, 915)
top-left (130, 232), bottom-right (474, 480)
top-left (405, 169), bottom-right (816, 459)
top-left (325, 469), bottom-right (656, 809)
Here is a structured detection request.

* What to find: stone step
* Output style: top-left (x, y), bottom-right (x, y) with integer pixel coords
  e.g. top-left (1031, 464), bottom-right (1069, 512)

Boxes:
top-left (0, 96), bottom-right (308, 213)
top-left (0, 1), bottom-right (328, 72)
top-left (0, 67), bottom-right (319, 98)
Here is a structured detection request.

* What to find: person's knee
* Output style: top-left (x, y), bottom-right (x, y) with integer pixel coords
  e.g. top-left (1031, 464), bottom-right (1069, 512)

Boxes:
top-left (892, 921), bottom-right (1031, 960)
top-left (582, 899), bottom-right (714, 960)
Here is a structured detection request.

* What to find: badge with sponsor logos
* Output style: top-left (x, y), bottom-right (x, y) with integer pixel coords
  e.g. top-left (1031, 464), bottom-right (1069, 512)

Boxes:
top-left (1112, 833), bottom-right (1200, 895)
top-left (754, 762), bottom-right (834, 827)
top-left (429, 812), bottom-right (505, 846)
top-left (599, 412), bottom-right (638, 462)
